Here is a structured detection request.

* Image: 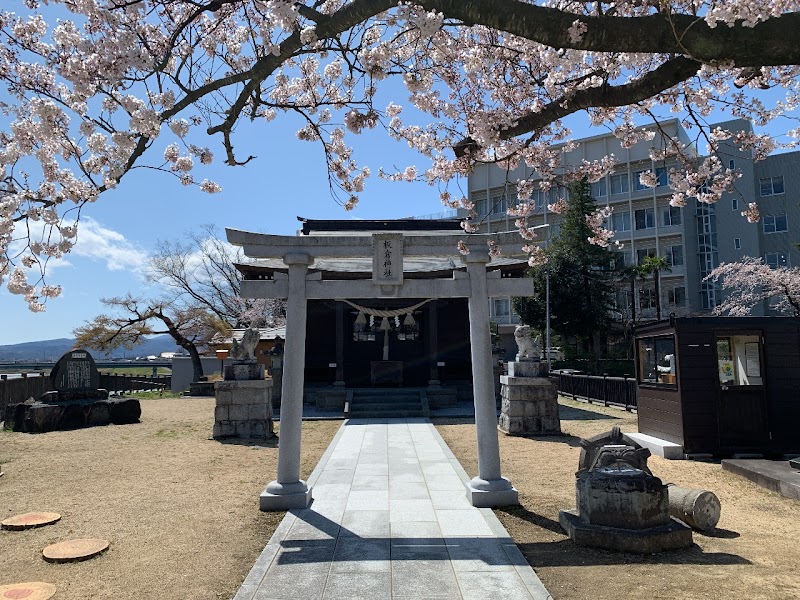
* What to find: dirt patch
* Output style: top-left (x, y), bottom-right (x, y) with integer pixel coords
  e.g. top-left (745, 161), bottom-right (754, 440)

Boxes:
top-left (0, 397), bottom-right (341, 599)
top-left (435, 397), bottom-right (800, 600)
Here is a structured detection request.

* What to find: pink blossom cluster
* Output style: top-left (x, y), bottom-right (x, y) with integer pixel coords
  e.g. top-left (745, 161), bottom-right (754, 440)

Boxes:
top-left (706, 256), bottom-right (800, 316)
top-left (585, 206), bottom-right (618, 248)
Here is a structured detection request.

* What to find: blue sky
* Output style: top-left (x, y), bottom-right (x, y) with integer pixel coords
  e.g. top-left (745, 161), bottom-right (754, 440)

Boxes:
top-left (0, 104), bottom-right (458, 344)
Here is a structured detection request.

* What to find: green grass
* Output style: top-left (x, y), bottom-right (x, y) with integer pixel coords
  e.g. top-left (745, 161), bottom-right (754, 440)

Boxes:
top-left (100, 366), bottom-right (172, 376)
top-left (152, 422), bottom-right (198, 439)
top-left (125, 390), bottom-right (183, 400)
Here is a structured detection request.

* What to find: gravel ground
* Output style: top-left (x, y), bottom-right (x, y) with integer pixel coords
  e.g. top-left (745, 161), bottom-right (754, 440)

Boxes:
top-left (435, 397), bottom-right (800, 600)
top-left (0, 397), bottom-right (340, 599)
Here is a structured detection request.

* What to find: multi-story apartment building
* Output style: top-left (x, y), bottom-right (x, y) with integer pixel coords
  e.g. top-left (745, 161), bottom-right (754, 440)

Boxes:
top-left (468, 118), bottom-right (800, 326)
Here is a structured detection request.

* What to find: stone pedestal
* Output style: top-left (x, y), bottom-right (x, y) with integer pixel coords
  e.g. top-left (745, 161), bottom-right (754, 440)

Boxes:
top-left (426, 385), bottom-right (458, 408)
top-left (315, 388), bottom-right (347, 411)
top-left (498, 359), bottom-right (560, 436)
top-left (213, 377), bottom-right (274, 440)
top-left (559, 466), bottom-right (693, 553)
top-left (224, 362), bottom-right (264, 381)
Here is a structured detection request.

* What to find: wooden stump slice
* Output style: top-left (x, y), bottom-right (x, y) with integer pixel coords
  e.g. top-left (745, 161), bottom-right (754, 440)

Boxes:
top-left (2, 512), bottom-right (61, 531)
top-left (0, 582), bottom-right (56, 600)
top-left (42, 538), bottom-right (109, 563)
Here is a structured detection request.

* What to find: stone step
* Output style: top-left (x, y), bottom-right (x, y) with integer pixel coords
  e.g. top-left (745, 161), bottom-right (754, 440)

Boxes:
top-left (350, 394), bottom-right (420, 401)
top-left (349, 402), bottom-right (422, 411)
top-left (349, 409), bottom-right (425, 418)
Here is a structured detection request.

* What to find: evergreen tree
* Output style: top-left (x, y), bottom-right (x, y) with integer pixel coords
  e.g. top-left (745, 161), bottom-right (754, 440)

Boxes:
top-left (512, 180), bottom-right (616, 353)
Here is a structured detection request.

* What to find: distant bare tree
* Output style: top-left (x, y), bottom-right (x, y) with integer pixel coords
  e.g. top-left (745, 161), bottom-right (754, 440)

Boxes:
top-left (74, 227), bottom-right (284, 382)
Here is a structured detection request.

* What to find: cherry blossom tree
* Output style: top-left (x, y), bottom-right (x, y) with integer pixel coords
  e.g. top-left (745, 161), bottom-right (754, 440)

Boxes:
top-left (3, 0), bottom-right (800, 310)
top-left (705, 256), bottom-right (800, 316)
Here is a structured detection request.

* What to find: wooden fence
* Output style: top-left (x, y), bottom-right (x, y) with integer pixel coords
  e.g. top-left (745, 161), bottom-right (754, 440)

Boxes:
top-left (0, 373), bottom-right (52, 414)
top-left (551, 372), bottom-right (637, 411)
top-left (0, 373), bottom-right (172, 415)
top-left (99, 374), bottom-right (171, 394)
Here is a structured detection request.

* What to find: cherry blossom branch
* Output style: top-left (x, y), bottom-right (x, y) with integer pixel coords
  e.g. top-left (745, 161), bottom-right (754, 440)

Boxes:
top-left (455, 56), bottom-right (701, 156)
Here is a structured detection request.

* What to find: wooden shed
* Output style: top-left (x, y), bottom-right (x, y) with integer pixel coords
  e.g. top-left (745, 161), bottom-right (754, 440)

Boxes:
top-left (634, 316), bottom-right (800, 456)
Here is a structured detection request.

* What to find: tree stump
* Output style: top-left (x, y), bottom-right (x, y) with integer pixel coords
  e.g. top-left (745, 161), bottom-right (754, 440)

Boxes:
top-left (0, 582), bottom-right (56, 599)
top-left (2, 511), bottom-right (61, 530)
top-left (59, 403), bottom-right (87, 430)
top-left (86, 401), bottom-right (111, 426)
top-left (667, 485), bottom-right (721, 531)
top-left (42, 538), bottom-right (109, 563)
top-left (109, 398), bottom-right (141, 424)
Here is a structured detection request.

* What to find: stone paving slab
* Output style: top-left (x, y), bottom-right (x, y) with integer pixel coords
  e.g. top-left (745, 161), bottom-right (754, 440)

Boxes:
top-left (721, 459), bottom-right (800, 500)
top-left (233, 418), bottom-right (552, 600)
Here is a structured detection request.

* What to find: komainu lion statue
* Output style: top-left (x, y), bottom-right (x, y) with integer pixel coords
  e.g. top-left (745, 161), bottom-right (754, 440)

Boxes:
top-left (229, 328), bottom-right (260, 362)
top-left (514, 325), bottom-right (541, 359)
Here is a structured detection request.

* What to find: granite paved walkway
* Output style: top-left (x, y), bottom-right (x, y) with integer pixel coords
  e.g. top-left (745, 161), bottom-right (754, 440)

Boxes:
top-left (233, 418), bottom-right (552, 600)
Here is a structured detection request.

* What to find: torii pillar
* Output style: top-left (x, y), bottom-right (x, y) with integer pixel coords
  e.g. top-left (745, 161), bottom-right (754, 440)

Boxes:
top-left (260, 253), bottom-right (313, 510)
top-left (464, 252), bottom-right (518, 506)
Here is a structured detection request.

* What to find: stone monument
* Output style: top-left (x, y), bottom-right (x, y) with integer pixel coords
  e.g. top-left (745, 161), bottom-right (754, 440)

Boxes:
top-left (213, 328), bottom-right (274, 439)
top-left (498, 326), bottom-right (560, 435)
top-left (559, 427), bottom-right (693, 552)
top-left (2, 349), bottom-right (140, 433)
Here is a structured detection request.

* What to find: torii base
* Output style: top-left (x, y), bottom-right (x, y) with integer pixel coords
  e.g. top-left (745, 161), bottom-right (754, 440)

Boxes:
top-left (260, 480), bottom-right (313, 511)
top-left (467, 477), bottom-right (519, 507)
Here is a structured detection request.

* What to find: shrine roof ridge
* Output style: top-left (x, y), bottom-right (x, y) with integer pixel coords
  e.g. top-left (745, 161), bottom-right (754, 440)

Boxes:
top-left (226, 227), bottom-right (548, 259)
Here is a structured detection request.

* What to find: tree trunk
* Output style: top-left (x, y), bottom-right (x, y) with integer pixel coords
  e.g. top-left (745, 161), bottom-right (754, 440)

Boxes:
top-left (187, 344), bottom-right (204, 382)
top-left (655, 271), bottom-right (662, 320)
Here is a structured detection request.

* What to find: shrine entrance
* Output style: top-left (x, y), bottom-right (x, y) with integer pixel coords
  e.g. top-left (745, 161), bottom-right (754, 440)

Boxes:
top-left (227, 220), bottom-right (544, 511)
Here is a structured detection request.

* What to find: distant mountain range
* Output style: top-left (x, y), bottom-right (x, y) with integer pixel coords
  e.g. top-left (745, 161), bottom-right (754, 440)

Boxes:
top-left (0, 335), bottom-right (182, 362)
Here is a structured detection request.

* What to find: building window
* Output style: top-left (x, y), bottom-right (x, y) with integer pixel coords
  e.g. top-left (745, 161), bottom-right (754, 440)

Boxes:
top-left (716, 335), bottom-right (762, 385)
top-left (732, 197), bottom-right (738, 211)
top-left (612, 211), bottom-right (631, 232)
top-left (729, 159), bottom-right (736, 170)
top-left (475, 197), bottom-right (488, 216)
top-left (662, 206), bottom-right (681, 226)
top-left (613, 251), bottom-right (629, 269)
top-left (491, 194), bottom-right (507, 215)
top-left (591, 179), bottom-right (606, 198)
top-left (634, 208), bottom-right (655, 230)
top-left (763, 214), bottom-right (788, 233)
top-left (636, 247), bottom-right (657, 265)
top-left (734, 238), bottom-right (741, 249)
top-left (493, 298), bottom-right (510, 317)
top-left (665, 245), bottom-right (683, 266)
top-left (668, 287), bottom-right (686, 306)
top-left (633, 167), bottom-right (668, 190)
top-left (760, 175), bottom-right (785, 196)
top-left (639, 287), bottom-right (657, 310)
top-left (655, 167), bottom-right (668, 187)
top-left (765, 252), bottom-right (789, 268)
top-left (634, 170), bottom-right (649, 191)
top-left (610, 173), bottom-right (629, 195)
top-left (638, 336), bottom-right (677, 385)
top-left (534, 189), bottom-right (554, 209)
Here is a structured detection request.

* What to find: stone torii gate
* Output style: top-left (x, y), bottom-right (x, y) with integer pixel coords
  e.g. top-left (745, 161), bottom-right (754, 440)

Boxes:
top-left (227, 228), bottom-right (542, 510)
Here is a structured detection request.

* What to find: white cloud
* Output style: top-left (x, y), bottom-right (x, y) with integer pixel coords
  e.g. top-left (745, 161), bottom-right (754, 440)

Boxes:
top-left (71, 218), bottom-right (149, 272)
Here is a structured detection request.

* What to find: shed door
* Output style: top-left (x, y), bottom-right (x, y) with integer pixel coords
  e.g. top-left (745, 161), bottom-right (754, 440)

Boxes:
top-left (715, 334), bottom-right (770, 448)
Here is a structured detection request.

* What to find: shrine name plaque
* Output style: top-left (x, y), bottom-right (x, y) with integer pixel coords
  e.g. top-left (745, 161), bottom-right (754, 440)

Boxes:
top-left (372, 233), bottom-right (403, 286)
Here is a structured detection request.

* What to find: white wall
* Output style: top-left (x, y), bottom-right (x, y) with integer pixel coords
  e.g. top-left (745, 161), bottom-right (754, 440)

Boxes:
top-left (171, 357), bottom-right (225, 393)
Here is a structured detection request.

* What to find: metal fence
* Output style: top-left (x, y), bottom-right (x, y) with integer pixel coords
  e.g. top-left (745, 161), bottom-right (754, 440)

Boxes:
top-left (0, 373), bottom-right (172, 415)
top-left (552, 372), bottom-right (637, 411)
